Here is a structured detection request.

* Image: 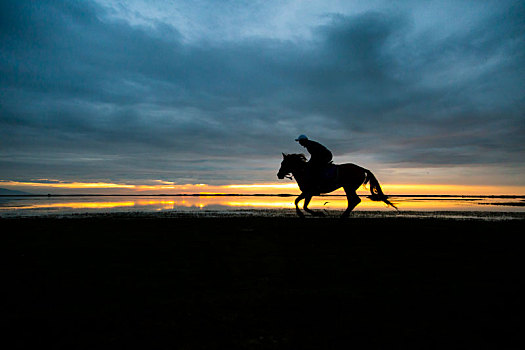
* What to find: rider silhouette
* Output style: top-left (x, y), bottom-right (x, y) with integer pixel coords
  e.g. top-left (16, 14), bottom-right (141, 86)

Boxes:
top-left (295, 134), bottom-right (333, 186)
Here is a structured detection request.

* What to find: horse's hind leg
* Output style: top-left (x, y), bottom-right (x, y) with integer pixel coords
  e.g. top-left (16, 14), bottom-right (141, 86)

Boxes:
top-left (342, 187), bottom-right (361, 219)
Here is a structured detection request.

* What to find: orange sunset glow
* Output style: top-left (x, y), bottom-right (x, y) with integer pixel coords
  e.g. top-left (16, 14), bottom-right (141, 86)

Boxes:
top-left (1, 179), bottom-right (525, 196)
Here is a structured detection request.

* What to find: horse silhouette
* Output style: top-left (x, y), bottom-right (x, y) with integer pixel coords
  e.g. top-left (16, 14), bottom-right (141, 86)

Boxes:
top-left (277, 153), bottom-right (397, 218)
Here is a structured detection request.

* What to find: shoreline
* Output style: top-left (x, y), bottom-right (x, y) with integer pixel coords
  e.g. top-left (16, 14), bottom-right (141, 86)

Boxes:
top-left (2, 209), bottom-right (525, 221)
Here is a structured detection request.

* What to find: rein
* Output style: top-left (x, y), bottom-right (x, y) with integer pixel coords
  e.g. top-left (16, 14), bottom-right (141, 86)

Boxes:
top-left (281, 154), bottom-right (308, 182)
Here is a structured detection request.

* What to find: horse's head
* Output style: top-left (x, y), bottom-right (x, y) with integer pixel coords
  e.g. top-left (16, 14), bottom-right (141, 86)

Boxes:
top-left (277, 153), bottom-right (307, 179)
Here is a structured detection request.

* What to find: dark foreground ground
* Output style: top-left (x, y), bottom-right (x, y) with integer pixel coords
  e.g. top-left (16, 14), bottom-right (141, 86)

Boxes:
top-left (2, 215), bottom-right (524, 349)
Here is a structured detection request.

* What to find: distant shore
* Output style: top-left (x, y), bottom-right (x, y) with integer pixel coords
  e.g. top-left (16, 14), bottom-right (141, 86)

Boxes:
top-left (2, 215), bottom-right (523, 348)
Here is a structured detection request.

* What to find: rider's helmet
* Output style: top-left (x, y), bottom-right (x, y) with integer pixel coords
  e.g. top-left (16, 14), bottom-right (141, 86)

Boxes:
top-left (295, 134), bottom-right (308, 142)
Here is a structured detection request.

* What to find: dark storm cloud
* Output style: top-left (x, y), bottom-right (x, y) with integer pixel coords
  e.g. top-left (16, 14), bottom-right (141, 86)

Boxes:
top-left (1, 0), bottom-right (524, 184)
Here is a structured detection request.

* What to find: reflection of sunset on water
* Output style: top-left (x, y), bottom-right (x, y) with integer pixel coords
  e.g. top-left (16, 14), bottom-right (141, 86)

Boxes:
top-left (1, 195), bottom-right (524, 216)
top-left (11, 201), bottom-right (137, 210)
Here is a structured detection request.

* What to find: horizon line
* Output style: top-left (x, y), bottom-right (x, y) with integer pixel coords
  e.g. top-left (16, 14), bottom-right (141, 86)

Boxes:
top-left (2, 193), bottom-right (525, 198)
top-left (2, 180), bottom-right (525, 196)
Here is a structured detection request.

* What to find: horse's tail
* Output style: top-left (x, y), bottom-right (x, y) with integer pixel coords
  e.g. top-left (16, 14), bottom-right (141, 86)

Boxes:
top-left (363, 169), bottom-right (398, 210)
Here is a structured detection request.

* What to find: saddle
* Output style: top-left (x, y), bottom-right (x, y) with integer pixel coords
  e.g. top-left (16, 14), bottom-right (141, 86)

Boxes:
top-left (305, 162), bottom-right (338, 187)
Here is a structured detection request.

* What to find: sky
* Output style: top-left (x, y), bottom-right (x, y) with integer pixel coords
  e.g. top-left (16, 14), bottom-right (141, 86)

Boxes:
top-left (0, 0), bottom-right (524, 194)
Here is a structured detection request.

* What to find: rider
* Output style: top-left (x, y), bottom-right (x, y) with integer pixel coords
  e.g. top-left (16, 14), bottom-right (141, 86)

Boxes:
top-left (295, 134), bottom-right (333, 185)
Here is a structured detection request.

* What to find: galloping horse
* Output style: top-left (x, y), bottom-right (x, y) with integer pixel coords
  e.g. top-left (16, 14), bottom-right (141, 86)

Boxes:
top-left (277, 153), bottom-right (397, 218)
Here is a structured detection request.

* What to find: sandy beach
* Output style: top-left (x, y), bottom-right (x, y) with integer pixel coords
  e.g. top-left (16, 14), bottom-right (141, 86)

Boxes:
top-left (2, 214), bottom-right (523, 349)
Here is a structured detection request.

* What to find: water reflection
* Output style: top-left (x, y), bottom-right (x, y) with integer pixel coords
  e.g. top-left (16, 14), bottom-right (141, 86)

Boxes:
top-left (0, 195), bottom-right (524, 216)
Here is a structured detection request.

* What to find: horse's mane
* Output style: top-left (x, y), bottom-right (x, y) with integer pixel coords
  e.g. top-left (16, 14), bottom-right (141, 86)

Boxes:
top-left (286, 153), bottom-right (307, 163)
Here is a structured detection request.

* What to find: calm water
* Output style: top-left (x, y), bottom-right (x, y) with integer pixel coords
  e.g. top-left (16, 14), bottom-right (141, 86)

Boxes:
top-left (1, 195), bottom-right (524, 218)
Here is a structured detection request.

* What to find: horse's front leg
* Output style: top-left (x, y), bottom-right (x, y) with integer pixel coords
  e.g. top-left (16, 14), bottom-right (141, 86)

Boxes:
top-left (295, 193), bottom-right (306, 218)
top-left (304, 194), bottom-right (325, 217)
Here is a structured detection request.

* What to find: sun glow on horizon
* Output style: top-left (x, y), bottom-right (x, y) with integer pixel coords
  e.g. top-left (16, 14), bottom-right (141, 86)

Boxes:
top-left (1, 179), bottom-right (525, 196)
top-left (226, 183), bottom-right (299, 189)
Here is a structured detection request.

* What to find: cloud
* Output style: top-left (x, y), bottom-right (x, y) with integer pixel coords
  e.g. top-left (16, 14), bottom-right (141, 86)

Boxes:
top-left (0, 0), bottom-right (524, 186)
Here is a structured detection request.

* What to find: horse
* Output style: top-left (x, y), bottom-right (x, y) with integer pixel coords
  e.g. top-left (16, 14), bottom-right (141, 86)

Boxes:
top-left (277, 153), bottom-right (397, 218)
